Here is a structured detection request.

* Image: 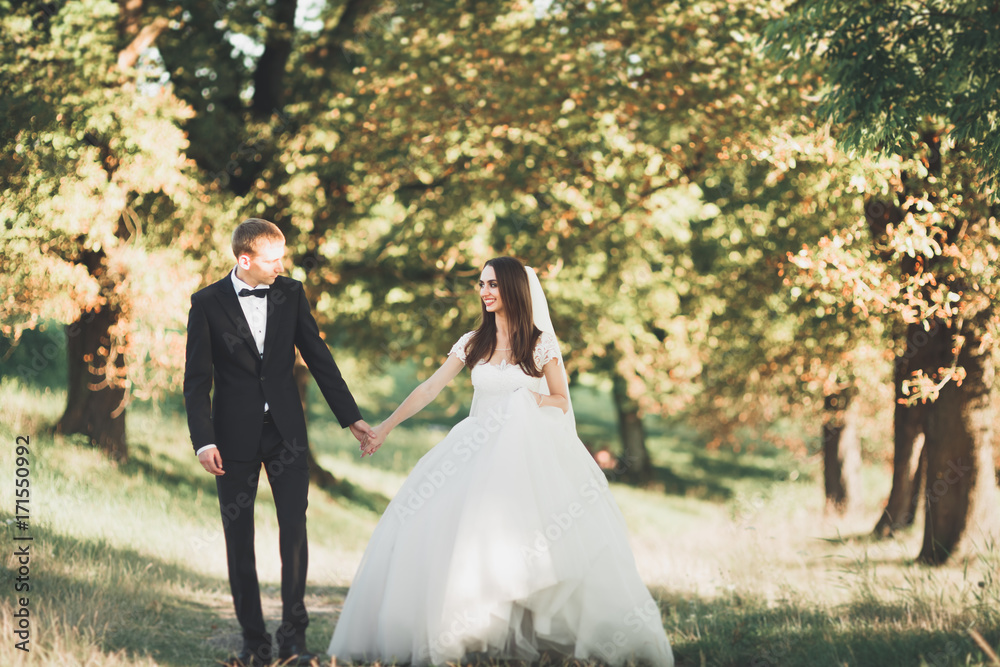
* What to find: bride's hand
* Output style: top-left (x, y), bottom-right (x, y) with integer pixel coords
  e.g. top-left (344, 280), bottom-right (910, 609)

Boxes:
top-left (361, 423), bottom-right (389, 457)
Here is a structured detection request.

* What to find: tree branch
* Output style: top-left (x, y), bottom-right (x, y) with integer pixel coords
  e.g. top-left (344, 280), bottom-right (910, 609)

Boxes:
top-left (116, 16), bottom-right (169, 70)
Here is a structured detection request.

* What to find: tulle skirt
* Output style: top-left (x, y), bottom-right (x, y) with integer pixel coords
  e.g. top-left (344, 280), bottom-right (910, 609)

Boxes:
top-left (328, 388), bottom-right (673, 666)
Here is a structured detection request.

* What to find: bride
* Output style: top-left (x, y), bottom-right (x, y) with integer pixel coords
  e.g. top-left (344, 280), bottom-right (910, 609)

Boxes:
top-left (328, 257), bottom-right (673, 666)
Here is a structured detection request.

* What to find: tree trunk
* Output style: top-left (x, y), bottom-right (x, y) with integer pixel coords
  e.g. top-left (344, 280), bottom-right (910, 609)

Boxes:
top-left (822, 388), bottom-right (862, 514)
top-left (251, 0), bottom-right (299, 120)
top-left (57, 305), bottom-right (128, 462)
top-left (873, 400), bottom-right (926, 535)
top-left (316, 0), bottom-right (379, 73)
top-left (873, 321), bottom-right (939, 537)
top-left (612, 373), bottom-right (653, 485)
top-left (918, 324), bottom-right (997, 564)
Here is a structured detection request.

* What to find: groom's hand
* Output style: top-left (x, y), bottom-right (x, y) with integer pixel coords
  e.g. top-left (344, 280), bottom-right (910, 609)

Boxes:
top-left (198, 447), bottom-right (225, 476)
top-left (349, 419), bottom-right (376, 445)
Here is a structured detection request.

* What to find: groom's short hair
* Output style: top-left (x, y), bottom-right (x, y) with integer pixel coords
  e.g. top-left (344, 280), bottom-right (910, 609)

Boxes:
top-left (232, 218), bottom-right (284, 258)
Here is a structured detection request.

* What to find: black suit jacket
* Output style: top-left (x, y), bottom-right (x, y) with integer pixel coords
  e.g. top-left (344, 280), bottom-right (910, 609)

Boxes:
top-left (183, 274), bottom-right (362, 461)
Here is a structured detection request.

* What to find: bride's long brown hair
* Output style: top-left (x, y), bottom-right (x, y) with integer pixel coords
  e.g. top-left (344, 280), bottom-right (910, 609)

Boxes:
top-left (463, 257), bottom-right (543, 377)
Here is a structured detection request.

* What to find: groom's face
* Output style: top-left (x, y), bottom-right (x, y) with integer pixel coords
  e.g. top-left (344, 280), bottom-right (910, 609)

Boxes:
top-left (239, 238), bottom-right (286, 286)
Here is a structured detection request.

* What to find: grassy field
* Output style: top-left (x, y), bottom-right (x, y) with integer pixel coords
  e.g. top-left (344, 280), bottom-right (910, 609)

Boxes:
top-left (1, 378), bottom-right (999, 667)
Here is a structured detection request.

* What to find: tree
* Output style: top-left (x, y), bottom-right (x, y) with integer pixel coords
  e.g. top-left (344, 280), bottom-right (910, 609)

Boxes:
top-left (259, 0), bottom-right (873, 488)
top-left (767, 0), bottom-right (1000, 562)
top-left (0, 0), bottom-right (231, 460)
top-left (769, 0), bottom-right (1000, 186)
top-left (241, 0), bottom-right (716, 479)
top-left (686, 131), bottom-right (889, 513)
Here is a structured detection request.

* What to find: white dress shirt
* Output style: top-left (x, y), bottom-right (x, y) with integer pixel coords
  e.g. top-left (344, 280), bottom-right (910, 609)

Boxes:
top-left (195, 268), bottom-right (270, 457)
top-left (231, 268), bottom-right (269, 357)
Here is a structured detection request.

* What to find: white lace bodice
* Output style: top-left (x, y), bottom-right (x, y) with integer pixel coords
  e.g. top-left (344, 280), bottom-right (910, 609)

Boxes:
top-left (449, 331), bottom-right (561, 417)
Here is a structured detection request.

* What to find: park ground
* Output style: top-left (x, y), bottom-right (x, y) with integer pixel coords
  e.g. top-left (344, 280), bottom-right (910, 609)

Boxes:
top-left (1, 379), bottom-right (999, 667)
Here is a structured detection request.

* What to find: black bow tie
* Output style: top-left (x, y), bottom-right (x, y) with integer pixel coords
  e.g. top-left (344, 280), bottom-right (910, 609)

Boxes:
top-left (239, 288), bottom-right (269, 298)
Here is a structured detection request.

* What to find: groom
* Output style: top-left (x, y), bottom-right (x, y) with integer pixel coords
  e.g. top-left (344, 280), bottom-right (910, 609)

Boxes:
top-left (184, 218), bottom-right (373, 666)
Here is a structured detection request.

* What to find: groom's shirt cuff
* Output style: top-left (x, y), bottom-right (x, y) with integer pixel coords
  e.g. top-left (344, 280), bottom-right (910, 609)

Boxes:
top-left (196, 444), bottom-right (217, 456)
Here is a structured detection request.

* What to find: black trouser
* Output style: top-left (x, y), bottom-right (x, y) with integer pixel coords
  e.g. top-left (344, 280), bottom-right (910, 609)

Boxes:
top-left (216, 414), bottom-right (310, 658)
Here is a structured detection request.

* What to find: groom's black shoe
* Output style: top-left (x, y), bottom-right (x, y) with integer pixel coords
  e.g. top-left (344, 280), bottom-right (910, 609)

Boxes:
top-left (277, 643), bottom-right (319, 666)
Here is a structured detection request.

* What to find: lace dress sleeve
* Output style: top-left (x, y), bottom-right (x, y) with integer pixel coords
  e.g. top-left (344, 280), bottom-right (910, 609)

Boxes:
top-left (449, 331), bottom-right (475, 363)
top-left (533, 331), bottom-right (562, 369)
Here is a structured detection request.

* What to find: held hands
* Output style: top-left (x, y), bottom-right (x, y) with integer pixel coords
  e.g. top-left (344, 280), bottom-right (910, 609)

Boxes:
top-left (360, 423), bottom-right (389, 457)
top-left (349, 420), bottom-right (377, 447)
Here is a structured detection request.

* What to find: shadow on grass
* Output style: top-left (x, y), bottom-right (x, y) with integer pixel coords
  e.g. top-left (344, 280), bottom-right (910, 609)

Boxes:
top-left (650, 463), bottom-right (734, 502)
top-left (641, 448), bottom-right (792, 502)
top-left (10, 519), bottom-right (997, 667)
top-left (121, 440), bottom-right (392, 516)
top-left (684, 448), bottom-right (790, 484)
top-left (0, 519), bottom-right (235, 666)
top-left (309, 466), bottom-right (392, 515)
top-left (120, 442), bottom-right (220, 499)
top-left (656, 588), bottom-right (1000, 667)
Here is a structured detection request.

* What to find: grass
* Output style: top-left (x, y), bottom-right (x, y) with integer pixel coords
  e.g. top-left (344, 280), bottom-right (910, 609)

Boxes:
top-left (1, 378), bottom-right (999, 666)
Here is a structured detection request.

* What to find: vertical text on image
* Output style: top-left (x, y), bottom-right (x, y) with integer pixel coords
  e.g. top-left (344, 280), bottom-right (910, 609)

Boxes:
top-left (13, 434), bottom-right (33, 652)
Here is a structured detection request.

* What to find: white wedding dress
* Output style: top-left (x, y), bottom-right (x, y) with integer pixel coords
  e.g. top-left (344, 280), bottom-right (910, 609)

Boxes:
top-left (328, 331), bottom-right (674, 666)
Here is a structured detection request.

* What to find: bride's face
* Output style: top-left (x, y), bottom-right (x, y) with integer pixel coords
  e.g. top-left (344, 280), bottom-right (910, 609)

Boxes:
top-left (479, 265), bottom-right (503, 314)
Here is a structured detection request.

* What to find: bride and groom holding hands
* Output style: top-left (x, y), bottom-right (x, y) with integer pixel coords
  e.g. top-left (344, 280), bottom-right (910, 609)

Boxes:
top-left (184, 218), bottom-right (674, 666)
